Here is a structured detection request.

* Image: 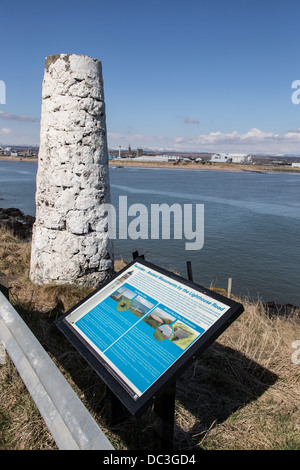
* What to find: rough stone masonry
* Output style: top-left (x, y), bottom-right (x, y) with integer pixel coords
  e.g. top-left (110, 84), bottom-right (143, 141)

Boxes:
top-left (30, 54), bottom-right (113, 287)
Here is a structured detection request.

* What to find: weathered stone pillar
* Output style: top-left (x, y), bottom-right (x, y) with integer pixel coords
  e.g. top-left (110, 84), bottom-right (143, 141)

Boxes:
top-left (30, 54), bottom-right (113, 287)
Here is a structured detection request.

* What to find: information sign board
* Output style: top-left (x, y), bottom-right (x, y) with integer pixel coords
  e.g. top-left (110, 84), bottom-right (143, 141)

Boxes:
top-left (55, 258), bottom-right (244, 416)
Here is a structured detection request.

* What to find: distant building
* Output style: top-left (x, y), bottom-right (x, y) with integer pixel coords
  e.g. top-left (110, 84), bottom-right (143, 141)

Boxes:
top-left (291, 162), bottom-right (300, 168)
top-left (210, 153), bottom-right (253, 164)
top-left (133, 155), bottom-right (183, 162)
top-left (136, 148), bottom-right (143, 157)
top-left (230, 153), bottom-right (253, 164)
top-left (134, 155), bottom-right (168, 162)
top-left (210, 153), bottom-right (231, 163)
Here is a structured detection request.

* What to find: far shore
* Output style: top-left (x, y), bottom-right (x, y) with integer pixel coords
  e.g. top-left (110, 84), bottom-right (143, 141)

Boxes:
top-left (1, 155), bottom-right (300, 173)
top-left (0, 156), bottom-right (38, 163)
top-left (109, 159), bottom-right (300, 173)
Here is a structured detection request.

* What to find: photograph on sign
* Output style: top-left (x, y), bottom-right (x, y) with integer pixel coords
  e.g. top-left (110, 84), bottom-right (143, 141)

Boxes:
top-left (56, 259), bottom-right (244, 414)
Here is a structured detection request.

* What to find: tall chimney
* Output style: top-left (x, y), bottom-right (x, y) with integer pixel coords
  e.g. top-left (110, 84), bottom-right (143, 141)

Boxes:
top-left (30, 54), bottom-right (113, 287)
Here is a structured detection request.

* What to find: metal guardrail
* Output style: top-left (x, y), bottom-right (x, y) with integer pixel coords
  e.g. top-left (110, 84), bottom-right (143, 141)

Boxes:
top-left (0, 288), bottom-right (114, 450)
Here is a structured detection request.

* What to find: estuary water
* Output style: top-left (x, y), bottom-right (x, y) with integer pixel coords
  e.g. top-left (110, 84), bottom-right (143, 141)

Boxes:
top-left (0, 160), bottom-right (299, 306)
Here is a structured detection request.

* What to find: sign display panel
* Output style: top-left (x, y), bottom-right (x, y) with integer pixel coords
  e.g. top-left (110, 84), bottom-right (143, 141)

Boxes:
top-left (56, 258), bottom-right (244, 416)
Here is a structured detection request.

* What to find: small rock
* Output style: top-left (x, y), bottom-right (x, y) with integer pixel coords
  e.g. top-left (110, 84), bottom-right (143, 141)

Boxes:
top-left (0, 207), bottom-right (35, 239)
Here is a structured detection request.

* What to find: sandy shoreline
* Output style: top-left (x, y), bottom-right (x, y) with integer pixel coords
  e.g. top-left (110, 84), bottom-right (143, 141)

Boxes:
top-left (0, 156), bottom-right (38, 163)
top-left (1, 155), bottom-right (299, 173)
top-left (110, 160), bottom-right (300, 173)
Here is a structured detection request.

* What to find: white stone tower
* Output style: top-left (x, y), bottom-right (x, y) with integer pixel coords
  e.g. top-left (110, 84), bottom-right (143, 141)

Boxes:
top-left (30, 54), bottom-right (113, 287)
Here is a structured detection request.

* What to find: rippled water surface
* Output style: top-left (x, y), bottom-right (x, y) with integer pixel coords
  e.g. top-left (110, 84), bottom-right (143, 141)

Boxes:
top-left (1, 160), bottom-right (299, 306)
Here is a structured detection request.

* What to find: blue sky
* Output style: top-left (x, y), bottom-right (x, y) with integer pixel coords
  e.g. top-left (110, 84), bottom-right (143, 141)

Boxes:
top-left (1, 0), bottom-right (300, 154)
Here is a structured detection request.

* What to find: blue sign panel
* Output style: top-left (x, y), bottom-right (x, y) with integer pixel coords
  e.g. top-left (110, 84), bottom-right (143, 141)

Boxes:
top-left (56, 259), bottom-right (243, 415)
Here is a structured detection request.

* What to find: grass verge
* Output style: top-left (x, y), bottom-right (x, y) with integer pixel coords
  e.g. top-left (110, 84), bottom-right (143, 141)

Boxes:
top-left (0, 227), bottom-right (299, 450)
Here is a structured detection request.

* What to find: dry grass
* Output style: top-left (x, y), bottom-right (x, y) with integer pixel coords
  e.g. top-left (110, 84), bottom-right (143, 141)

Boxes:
top-left (0, 357), bottom-right (56, 450)
top-left (174, 298), bottom-right (300, 450)
top-left (0, 228), bottom-right (299, 450)
top-left (0, 227), bottom-right (31, 279)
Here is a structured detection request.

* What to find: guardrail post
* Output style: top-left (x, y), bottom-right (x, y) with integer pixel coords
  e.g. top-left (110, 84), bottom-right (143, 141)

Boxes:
top-left (227, 277), bottom-right (232, 298)
top-left (186, 261), bottom-right (193, 282)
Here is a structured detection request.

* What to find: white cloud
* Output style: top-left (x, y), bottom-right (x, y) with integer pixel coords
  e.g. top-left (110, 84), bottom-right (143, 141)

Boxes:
top-left (0, 127), bottom-right (40, 146)
top-left (0, 110), bottom-right (37, 122)
top-left (108, 127), bottom-right (300, 154)
top-left (0, 128), bottom-right (11, 135)
top-left (173, 128), bottom-right (300, 153)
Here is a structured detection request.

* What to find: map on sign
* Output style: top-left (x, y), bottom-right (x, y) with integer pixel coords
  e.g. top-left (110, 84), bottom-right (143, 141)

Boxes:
top-left (56, 259), bottom-right (243, 415)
